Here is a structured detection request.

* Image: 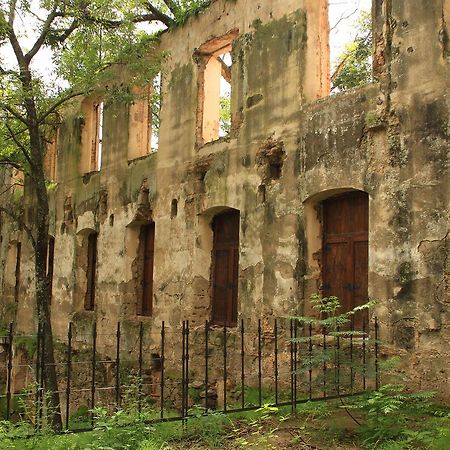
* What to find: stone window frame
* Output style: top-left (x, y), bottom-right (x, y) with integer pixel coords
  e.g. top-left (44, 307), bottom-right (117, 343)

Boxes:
top-left (127, 73), bottom-right (162, 161)
top-left (74, 228), bottom-right (99, 313)
top-left (44, 128), bottom-right (59, 182)
top-left (194, 29), bottom-right (239, 148)
top-left (80, 96), bottom-right (104, 174)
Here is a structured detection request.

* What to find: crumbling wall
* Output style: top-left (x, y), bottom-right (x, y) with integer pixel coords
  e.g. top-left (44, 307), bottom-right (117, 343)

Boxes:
top-left (0, 0), bottom-right (448, 399)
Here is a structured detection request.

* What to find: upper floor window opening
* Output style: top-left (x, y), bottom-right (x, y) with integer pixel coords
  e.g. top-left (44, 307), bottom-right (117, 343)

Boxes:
top-left (128, 72), bottom-right (161, 160)
top-left (328, 0), bottom-right (373, 94)
top-left (150, 72), bottom-right (161, 153)
top-left (80, 97), bottom-right (104, 174)
top-left (44, 128), bottom-right (59, 181)
top-left (93, 100), bottom-right (104, 171)
top-left (196, 29), bottom-right (238, 146)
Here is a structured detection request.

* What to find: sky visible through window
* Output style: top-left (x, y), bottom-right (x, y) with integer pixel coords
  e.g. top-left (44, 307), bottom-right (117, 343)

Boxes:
top-left (329, 0), bottom-right (372, 66)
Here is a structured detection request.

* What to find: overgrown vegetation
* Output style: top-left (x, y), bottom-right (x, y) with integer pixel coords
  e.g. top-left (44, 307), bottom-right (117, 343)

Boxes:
top-left (1, 296), bottom-right (448, 448)
top-left (0, 397), bottom-right (448, 449)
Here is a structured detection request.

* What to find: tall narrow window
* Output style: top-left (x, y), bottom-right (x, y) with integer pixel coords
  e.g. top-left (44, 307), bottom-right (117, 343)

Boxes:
top-left (85, 233), bottom-right (97, 311)
top-left (14, 242), bottom-right (21, 304)
top-left (138, 223), bottom-right (155, 316)
top-left (47, 236), bottom-right (55, 304)
top-left (211, 210), bottom-right (240, 326)
top-left (196, 29), bottom-right (238, 145)
top-left (45, 130), bottom-right (58, 181)
top-left (92, 100), bottom-right (104, 171)
top-left (150, 72), bottom-right (161, 152)
top-left (128, 73), bottom-right (161, 160)
top-left (322, 191), bottom-right (368, 327)
top-left (329, 0), bottom-right (373, 94)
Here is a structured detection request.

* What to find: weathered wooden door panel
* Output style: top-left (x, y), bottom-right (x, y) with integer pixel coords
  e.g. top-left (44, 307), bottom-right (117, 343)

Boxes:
top-left (212, 210), bottom-right (239, 326)
top-left (141, 223), bottom-right (155, 316)
top-left (85, 233), bottom-right (97, 311)
top-left (323, 241), bottom-right (352, 313)
top-left (322, 192), bottom-right (369, 326)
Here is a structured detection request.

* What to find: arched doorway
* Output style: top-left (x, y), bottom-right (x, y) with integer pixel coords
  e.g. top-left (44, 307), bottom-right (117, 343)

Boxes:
top-left (322, 191), bottom-right (368, 326)
top-left (211, 209), bottom-right (240, 326)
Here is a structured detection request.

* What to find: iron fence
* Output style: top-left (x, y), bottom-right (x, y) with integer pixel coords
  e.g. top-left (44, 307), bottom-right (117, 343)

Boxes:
top-left (0, 317), bottom-right (380, 432)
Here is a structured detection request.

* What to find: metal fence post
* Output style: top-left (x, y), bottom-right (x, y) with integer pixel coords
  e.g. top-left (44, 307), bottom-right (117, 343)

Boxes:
top-left (258, 319), bottom-right (262, 408)
top-left (308, 323), bottom-right (313, 400)
top-left (65, 322), bottom-right (73, 430)
top-left (290, 319), bottom-right (294, 413)
top-left (274, 319), bottom-right (278, 406)
top-left (39, 322), bottom-right (45, 427)
top-left (6, 322), bottom-right (13, 421)
top-left (34, 322), bottom-right (41, 431)
top-left (138, 321), bottom-right (143, 413)
top-left (293, 320), bottom-right (298, 409)
top-left (90, 322), bottom-right (97, 427)
top-left (350, 316), bottom-right (354, 393)
top-left (223, 323), bottom-right (227, 413)
top-left (160, 321), bottom-right (165, 419)
top-left (181, 321), bottom-right (186, 420)
top-left (240, 319), bottom-right (245, 409)
top-left (204, 320), bottom-right (209, 412)
top-left (115, 322), bottom-right (121, 411)
top-left (185, 320), bottom-right (190, 418)
top-left (362, 319), bottom-right (367, 391)
top-left (322, 325), bottom-right (327, 399)
top-left (375, 317), bottom-right (380, 390)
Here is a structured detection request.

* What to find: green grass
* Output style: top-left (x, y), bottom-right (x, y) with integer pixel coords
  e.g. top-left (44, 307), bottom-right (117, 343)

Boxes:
top-left (0, 397), bottom-right (449, 450)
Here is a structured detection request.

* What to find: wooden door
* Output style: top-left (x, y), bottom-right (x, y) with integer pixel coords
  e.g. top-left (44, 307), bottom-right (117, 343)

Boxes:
top-left (140, 223), bottom-right (155, 316)
top-left (211, 210), bottom-right (240, 326)
top-left (85, 233), bottom-right (97, 311)
top-left (322, 192), bottom-right (368, 328)
top-left (47, 236), bottom-right (55, 305)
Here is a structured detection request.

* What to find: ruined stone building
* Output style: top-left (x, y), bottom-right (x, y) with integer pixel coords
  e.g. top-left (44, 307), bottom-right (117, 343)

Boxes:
top-left (0, 0), bottom-right (449, 397)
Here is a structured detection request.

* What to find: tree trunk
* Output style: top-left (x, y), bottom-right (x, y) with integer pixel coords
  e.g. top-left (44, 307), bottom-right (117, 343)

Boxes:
top-left (25, 92), bottom-right (62, 430)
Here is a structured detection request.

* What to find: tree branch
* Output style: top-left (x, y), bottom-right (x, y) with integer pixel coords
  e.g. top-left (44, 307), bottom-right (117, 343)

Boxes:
top-left (146, 2), bottom-right (175, 26)
top-left (161, 0), bottom-right (179, 16)
top-left (83, 12), bottom-right (169, 28)
top-left (4, 122), bottom-right (33, 168)
top-left (217, 56), bottom-right (231, 83)
top-left (0, 205), bottom-right (36, 249)
top-left (26, 9), bottom-right (60, 62)
top-left (38, 89), bottom-right (85, 124)
top-left (0, 103), bottom-right (29, 126)
top-left (0, 160), bottom-right (22, 170)
top-left (52, 18), bottom-right (79, 43)
top-left (7, 0), bottom-right (27, 67)
top-left (0, 181), bottom-right (23, 197)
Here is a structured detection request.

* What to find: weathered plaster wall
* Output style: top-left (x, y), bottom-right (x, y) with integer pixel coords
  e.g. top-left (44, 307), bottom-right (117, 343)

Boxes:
top-left (0, 0), bottom-right (449, 396)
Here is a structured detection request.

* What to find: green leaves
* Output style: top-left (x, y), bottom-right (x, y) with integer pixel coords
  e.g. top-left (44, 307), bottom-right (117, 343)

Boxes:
top-left (331, 10), bottom-right (372, 93)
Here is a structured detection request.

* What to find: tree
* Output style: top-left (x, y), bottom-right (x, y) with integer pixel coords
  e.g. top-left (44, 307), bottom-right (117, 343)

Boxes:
top-left (0, 0), bottom-right (209, 429)
top-left (331, 10), bottom-right (372, 93)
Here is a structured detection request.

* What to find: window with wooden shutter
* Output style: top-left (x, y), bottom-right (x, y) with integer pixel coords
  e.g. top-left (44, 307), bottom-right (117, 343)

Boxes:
top-left (138, 223), bottom-right (155, 316)
top-left (14, 242), bottom-right (21, 304)
top-left (322, 191), bottom-right (368, 328)
top-left (85, 233), bottom-right (97, 311)
top-left (211, 210), bottom-right (239, 326)
top-left (47, 236), bottom-right (55, 305)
